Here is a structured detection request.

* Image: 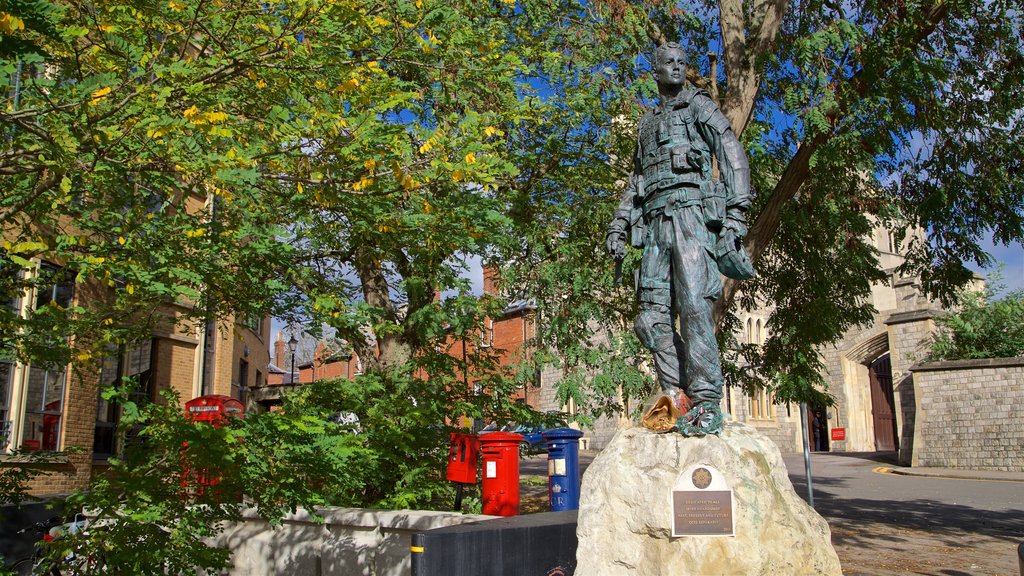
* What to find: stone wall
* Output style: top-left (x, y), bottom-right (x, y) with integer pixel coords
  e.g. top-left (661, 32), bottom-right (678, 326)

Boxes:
top-left (214, 507), bottom-right (492, 576)
top-left (909, 357), bottom-right (1024, 471)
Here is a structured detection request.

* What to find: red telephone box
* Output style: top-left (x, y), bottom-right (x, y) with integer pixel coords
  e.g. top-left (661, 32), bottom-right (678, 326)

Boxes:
top-left (479, 432), bottom-right (523, 517)
top-left (185, 395), bottom-right (244, 425)
top-left (182, 395), bottom-right (245, 498)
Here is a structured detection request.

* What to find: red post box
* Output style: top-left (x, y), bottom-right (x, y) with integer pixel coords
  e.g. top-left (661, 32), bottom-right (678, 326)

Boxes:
top-left (446, 433), bottom-right (479, 484)
top-left (479, 431), bottom-right (523, 517)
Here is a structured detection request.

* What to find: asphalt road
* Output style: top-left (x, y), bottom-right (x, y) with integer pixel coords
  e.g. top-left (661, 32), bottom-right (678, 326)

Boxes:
top-left (784, 451), bottom-right (1024, 531)
top-left (523, 449), bottom-right (1024, 574)
top-left (783, 451), bottom-right (1024, 575)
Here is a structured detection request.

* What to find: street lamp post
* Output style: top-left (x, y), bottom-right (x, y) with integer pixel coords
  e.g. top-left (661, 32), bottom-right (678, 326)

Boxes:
top-left (288, 334), bottom-right (298, 384)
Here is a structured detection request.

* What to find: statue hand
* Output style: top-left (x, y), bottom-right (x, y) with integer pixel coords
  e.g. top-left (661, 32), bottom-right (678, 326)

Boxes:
top-left (606, 231), bottom-right (626, 260)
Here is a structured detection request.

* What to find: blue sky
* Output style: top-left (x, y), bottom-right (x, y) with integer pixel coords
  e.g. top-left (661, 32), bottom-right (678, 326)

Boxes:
top-left (969, 235), bottom-right (1024, 295)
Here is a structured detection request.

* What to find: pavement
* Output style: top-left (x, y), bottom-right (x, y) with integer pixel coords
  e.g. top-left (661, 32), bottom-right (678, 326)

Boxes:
top-left (885, 464), bottom-right (1024, 483)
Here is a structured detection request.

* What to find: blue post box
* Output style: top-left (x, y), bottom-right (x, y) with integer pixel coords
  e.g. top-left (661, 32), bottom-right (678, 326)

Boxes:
top-left (542, 427), bottom-right (584, 512)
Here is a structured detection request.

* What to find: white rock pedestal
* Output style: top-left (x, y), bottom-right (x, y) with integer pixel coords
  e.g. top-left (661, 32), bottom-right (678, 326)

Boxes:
top-left (576, 423), bottom-right (842, 575)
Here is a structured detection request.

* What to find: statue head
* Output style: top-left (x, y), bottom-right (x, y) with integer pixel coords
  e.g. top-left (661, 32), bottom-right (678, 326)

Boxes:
top-left (653, 42), bottom-right (686, 95)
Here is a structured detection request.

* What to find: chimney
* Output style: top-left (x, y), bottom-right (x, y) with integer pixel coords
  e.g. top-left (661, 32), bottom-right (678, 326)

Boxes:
top-left (273, 330), bottom-right (286, 367)
top-left (483, 264), bottom-right (501, 296)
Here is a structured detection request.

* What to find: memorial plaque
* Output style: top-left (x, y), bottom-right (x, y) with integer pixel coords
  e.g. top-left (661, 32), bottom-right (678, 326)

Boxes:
top-left (671, 464), bottom-right (734, 537)
top-left (672, 490), bottom-right (733, 536)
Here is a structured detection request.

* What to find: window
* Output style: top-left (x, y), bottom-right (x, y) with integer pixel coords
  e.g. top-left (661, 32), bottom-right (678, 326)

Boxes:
top-left (93, 341), bottom-right (154, 459)
top-left (235, 358), bottom-right (249, 402)
top-left (2, 257), bottom-right (23, 314)
top-left (479, 318), bottom-right (494, 348)
top-left (747, 388), bottom-right (775, 420)
top-left (22, 366), bottom-right (66, 451)
top-left (1, 261), bottom-right (77, 454)
top-left (1, 362), bottom-right (13, 451)
top-left (241, 313), bottom-right (263, 337)
top-left (34, 262), bottom-right (74, 310)
top-left (93, 354), bottom-right (120, 458)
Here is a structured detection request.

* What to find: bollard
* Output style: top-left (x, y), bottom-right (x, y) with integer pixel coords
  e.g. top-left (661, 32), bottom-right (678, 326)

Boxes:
top-left (479, 432), bottom-right (524, 517)
top-left (446, 433), bottom-right (479, 511)
top-left (542, 428), bottom-right (584, 512)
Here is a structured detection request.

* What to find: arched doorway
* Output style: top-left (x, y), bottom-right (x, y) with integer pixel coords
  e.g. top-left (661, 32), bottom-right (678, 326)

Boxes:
top-left (869, 353), bottom-right (898, 451)
top-left (806, 405), bottom-right (829, 452)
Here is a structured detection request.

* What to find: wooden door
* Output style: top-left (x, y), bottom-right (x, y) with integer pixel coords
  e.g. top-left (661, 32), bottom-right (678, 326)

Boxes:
top-left (869, 354), bottom-right (897, 451)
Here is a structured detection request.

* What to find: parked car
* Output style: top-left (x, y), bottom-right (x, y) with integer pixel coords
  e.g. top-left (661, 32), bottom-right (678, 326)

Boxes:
top-left (508, 413), bottom-right (570, 456)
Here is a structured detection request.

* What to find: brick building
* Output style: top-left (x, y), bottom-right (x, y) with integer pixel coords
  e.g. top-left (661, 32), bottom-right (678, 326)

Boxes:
top-left (2, 224), bottom-right (270, 497)
top-left (251, 267), bottom-right (540, 419)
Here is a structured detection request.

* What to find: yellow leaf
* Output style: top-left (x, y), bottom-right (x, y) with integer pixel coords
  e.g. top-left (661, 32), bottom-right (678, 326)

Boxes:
top-left (0, 12), bottom-right (25, 33)
top-left (419, 140), bottom-right (433, 154)
top-left (99, 22), bottom-right (114, 32)
top-left (255, 79), bottom-right (267, 89)
top-left (297, 181), bottom-right (304, 194)
top-left (168, 0), bottom-right (185, 11)
top-left (183, 105), bottom-right (199, 118)
top-left (364, 158), bottom-right (377, 171)
top-left (89, 86), bottom-right (112, 105)
top-left (146, 125), bottom-right (173, 139)
top-left (484, 126), bottom-right (498, 137)
top-left (336, 78), bottom-right (360, 93)
top-left (465, 152), bottom-right (477, 164)
top-left (118, 236), bottom-right (125, 245)
top-left (452, 170), bottom-right (465, 182)
top-left (126, 284), bottom-right (135, 295)
top-left (77, 352), bottom-right (93, 362)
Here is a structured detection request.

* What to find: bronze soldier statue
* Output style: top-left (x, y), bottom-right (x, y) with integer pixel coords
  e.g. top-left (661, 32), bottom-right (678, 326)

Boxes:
top-left (606, 42), bottom-right (753, 436)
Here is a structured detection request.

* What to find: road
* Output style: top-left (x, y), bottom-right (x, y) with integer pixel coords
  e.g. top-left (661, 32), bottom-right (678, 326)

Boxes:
top-left (523, 449), bottom-right (1024, 575)
top-left (783, 451), bottom-right (1024, 575)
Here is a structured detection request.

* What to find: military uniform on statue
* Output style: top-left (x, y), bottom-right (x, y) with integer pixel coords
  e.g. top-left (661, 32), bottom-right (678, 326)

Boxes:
top-left (581, 42), bottom-right (842, 576)
top-left (607, 42), bottom-right (754, 436)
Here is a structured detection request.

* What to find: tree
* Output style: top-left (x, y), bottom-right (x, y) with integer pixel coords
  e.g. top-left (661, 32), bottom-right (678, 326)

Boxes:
top-left (494, 0), bottom-right (1024, 412)
top-left (929, 287), bottom-right (1024, 361)
top-left (1, 0), bottom-right (565, 567)
top-left (5, 0), bottom-right (641, 558)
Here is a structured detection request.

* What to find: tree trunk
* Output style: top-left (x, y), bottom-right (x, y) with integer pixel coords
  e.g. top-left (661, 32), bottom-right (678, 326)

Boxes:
top-left (353, 247), bottom-right (413, 372)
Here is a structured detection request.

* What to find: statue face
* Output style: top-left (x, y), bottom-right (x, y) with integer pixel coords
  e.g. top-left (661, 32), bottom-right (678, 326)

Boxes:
top-left (655, 47), bottom-right (686, 90)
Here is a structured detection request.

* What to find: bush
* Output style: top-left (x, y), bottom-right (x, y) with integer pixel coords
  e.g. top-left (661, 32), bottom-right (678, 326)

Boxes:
top-left (928, 289), bottom-right (1024, 361)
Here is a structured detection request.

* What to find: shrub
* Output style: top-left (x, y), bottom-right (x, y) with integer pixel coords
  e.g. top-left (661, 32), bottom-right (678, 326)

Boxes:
top-left (928, 289), bottom-right (1024, 361)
